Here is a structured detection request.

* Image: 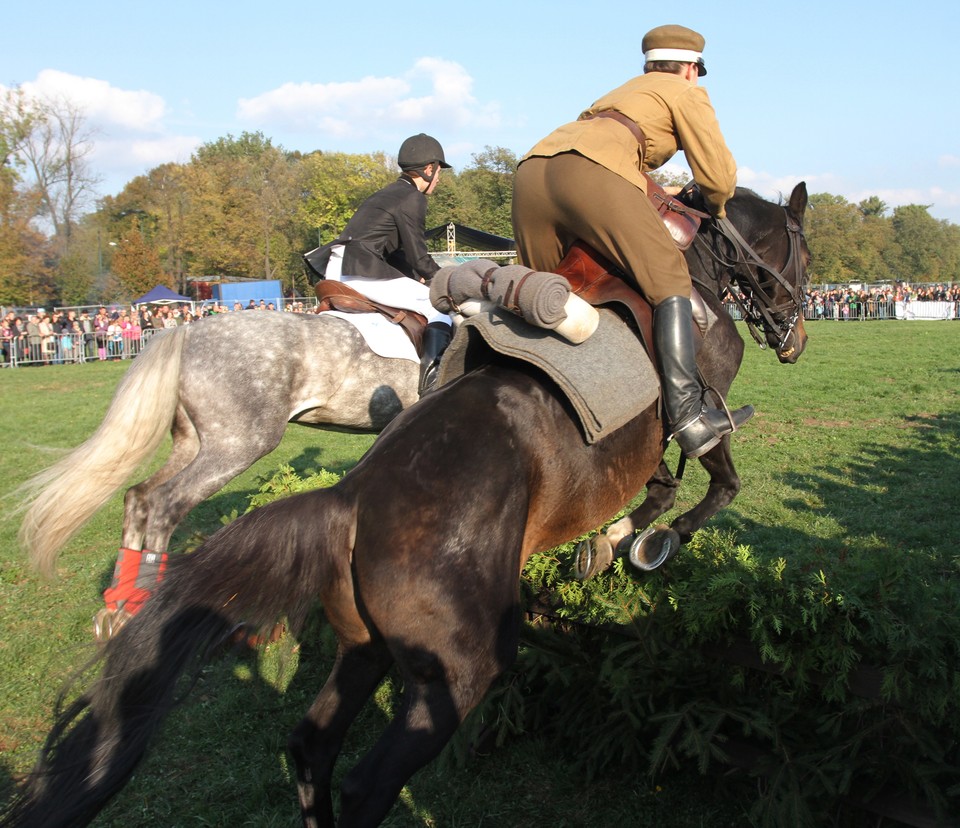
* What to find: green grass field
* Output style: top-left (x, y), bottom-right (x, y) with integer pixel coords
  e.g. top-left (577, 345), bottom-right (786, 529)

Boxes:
top-left (1, 320), bottom-right (958, 827)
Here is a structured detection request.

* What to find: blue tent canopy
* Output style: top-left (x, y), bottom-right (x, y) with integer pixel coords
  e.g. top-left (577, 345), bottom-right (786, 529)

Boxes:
top-left (132, 285), bottom-right (192, 305)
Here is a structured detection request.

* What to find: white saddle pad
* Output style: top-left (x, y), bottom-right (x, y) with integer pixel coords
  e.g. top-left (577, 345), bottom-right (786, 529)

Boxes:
top-left (322, 311), bottom-right (418, 363)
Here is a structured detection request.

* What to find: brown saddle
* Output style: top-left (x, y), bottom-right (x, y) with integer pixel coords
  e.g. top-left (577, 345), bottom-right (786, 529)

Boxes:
top-left (553, 241), bottom-right (709, 364)
top-left (315, 280), bottom-right (428, 355)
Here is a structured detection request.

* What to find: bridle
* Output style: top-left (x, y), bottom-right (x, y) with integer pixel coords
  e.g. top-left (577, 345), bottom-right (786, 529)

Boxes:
top-left (692, 205), bottom-right (808, 354)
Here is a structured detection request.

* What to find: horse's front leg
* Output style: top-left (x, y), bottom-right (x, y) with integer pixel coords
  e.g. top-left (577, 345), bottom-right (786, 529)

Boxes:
top-left (618, 439), bottom-right (740, 571)
top-left (605, 460), bottom-right (681, 547)
top-left (574, 461), bottom-right (680, 580)
top-left (668, 437), bottom-right (741, 544)
top-left (577, 438), bottom-right (741, 577)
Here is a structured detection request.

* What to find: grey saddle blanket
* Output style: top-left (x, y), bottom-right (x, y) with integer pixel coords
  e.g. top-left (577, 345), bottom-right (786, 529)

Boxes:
top-left (439, 307), bottom-right (658, 444)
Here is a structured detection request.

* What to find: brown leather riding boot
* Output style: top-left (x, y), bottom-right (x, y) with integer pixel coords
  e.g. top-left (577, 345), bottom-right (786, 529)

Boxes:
top-left (654, 295), bottom-right (753, 458)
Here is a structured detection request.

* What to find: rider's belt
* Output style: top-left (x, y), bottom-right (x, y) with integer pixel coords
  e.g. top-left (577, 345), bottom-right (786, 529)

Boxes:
top-left (585, 109), bottom-right (648, 149)
top-left (583, 111), bottom-right (709, 249)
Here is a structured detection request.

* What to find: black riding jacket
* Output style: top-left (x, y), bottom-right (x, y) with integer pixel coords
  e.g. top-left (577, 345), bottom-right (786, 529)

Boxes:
top-left (304, 176), bottom-right (439, 284)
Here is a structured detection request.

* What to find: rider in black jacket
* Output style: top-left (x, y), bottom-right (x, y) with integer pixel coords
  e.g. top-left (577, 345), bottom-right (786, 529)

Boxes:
top-left (304, 134), bottom-right (453, 394)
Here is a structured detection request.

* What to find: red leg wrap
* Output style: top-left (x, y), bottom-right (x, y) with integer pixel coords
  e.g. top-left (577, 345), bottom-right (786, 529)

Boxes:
top-left (102, 548), bottom-right (142, 612)
top-left (125, 551), bottom-right (168, 614)
top-left (102, 549), bottom-right (168, 615)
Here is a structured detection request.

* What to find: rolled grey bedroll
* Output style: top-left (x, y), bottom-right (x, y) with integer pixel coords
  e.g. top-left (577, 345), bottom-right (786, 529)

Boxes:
top-left (431, 259), bottom-right (570, 328)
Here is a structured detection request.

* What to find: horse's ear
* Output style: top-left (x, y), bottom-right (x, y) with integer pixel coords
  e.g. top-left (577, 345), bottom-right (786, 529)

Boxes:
top-left (788, 182), bottom-right (808, 224)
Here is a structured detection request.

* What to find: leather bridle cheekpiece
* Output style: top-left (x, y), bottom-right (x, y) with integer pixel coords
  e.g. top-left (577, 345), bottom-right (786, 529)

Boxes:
top-left (699, 208), bottom-right (808, 355)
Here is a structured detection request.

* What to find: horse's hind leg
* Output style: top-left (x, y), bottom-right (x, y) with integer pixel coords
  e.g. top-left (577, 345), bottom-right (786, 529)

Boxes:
top-left (336, 603), bottom-right (520, 826)
top-left (138, 423), bottom-right (287, 552)
top-left (96, 407), bottom-right (203, 639)
top-left (121, 404), bottom-right (200, 553)
top-left (95, 418), bottom-right (286, 641)
top-left (288, 640), bottom-right (394, 828)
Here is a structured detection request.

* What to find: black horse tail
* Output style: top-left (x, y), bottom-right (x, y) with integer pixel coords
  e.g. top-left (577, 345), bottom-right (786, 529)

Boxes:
top-left (1, 488), bottom-right (357, 828)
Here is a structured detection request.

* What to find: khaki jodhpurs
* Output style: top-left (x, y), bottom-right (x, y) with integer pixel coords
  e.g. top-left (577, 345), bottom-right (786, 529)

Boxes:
top-left (512, 153), bottom-right (691, 305)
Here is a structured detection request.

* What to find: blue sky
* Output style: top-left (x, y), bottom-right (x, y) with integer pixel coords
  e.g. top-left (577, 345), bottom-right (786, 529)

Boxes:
top-left (3, 0), bottom-right (960, 223)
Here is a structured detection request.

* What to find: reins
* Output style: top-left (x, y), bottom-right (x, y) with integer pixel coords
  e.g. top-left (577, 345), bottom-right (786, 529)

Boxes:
top-left (693, 207), bottom-right (807, 353)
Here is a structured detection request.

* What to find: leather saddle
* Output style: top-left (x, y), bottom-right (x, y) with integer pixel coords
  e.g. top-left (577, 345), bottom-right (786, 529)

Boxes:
top-left (554, 241), bottom-right (709, 364)
top-left (315, 280), bottom-right (428, 355)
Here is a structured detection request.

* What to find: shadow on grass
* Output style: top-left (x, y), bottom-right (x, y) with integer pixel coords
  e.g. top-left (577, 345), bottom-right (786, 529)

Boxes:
top-left (714, 409), bottom-right (960, 558)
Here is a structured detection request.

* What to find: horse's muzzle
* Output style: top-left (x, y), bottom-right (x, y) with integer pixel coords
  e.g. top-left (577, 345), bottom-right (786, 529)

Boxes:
top-left (775, 318), bottom-right (807, 364)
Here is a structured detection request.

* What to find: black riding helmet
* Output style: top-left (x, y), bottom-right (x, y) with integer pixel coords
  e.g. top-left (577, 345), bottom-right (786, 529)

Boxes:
top-left (398, 134), bottom-right (451, 186)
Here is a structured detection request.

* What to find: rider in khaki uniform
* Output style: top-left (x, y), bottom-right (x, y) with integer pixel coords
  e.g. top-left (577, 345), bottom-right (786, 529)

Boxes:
top-left (512, 24), bottom-right (752, 459)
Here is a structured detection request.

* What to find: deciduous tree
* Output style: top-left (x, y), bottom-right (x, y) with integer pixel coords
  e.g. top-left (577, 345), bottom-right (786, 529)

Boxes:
top-left (298, 150), bottom-right (395, 245)
top-left (892, 204), bottom-right (946, 282)
top-left (446, 146), bottom-right (518, 239)
top-left (2, 88), bottom-right (100, 254)
top-left (183, 132), bottom-right (300, 285)
top-left (111, 225), bottom-right (167, 299)
top-left (0, 95), bottom-right (51, 305)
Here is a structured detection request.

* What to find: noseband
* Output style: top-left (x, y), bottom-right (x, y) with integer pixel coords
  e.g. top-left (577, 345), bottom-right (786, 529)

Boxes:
top-left (699, 211), bottom-right (807, 353)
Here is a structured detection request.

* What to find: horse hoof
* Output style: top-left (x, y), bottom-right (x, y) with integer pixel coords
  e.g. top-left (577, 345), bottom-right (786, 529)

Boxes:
top-left (573, 535), bottom-right (614, 581)
top-left (92, 608), bottom-right (133, 643)
top-left (622, 525), bottom-right (680, 572)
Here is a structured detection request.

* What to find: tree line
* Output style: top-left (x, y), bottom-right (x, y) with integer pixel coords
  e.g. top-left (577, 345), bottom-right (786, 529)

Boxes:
top-left (3, 89), bottom-right (959, 309)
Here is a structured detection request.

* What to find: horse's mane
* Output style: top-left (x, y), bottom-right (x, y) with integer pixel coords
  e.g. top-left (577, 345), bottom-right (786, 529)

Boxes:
top-left (678, 183), bottom-right (770, 214)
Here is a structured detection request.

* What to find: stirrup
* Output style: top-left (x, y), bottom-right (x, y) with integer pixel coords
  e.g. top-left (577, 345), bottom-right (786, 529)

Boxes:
top-left (672, 401), bottom-right (754, 459)
top-left (418, 359), bottom-right (441, 396)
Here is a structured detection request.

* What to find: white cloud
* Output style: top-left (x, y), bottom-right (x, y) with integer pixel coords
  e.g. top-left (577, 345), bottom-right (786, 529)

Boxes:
top-left (21, 69), bottom-right (167, 133)
top-left (237, 57), bottom-right (500, 140)
top-left (736, 167), bottom-right (819, 202)
top-left (4, 70), bottom-right (203, 196)
top-left (738, 166), bottom-right (960, 222)
top-left (93, 134), bottom-right (202, 170)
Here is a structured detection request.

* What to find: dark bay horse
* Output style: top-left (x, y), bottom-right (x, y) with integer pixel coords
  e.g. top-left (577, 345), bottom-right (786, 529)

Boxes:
top-left (2, 184), bottom-right (808, 828)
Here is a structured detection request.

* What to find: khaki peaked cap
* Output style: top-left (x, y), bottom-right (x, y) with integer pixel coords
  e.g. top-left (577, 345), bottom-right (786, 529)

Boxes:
top-left (642, 24), bottom-right (707, 75)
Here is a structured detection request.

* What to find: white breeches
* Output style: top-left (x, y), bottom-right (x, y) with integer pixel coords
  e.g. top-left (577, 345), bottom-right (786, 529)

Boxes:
top-left (326, 244), bottom-right (450, 326)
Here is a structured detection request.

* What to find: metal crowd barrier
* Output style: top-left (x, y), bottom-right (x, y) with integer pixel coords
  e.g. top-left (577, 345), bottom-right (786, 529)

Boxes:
top-left (1, 327), bottom-right (166, 368)
top-left (723, 299), bottom-right (959, 322)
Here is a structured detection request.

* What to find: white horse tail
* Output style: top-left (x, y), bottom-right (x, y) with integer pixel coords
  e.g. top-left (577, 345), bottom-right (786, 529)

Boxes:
top-left (18, 329), bottom-right (187, 577)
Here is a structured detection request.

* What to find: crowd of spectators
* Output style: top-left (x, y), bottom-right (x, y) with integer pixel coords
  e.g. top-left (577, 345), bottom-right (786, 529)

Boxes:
top-left (1, 298), bottom-right (312, 367)
top-left (723, 283), bottom-right (959, 322)
top-left (5, 284), bottom-right (959, 368)
top-left (804, 284), bottom-right (960, 321)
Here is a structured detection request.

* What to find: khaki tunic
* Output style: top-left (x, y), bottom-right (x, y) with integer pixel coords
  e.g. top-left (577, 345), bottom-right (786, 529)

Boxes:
top-left (523, 72), bottom-right (736, 217)
top-left (513, 72), bottom-right (736, 304)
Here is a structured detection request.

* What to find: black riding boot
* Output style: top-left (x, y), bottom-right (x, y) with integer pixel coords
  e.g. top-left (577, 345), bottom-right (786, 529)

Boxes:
top-left (418, 321), bottom-right (452, 396)
top-left (654, 295), bottom-right (754, 459)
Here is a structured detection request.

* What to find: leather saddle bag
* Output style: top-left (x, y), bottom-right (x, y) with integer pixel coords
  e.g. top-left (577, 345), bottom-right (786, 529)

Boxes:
top-left (644, 176), bottom-right (709, 250)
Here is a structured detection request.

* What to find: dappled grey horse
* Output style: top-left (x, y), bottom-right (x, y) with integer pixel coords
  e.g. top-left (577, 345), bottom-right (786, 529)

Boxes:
top-left (17, 310), bottom-right (419, 636)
